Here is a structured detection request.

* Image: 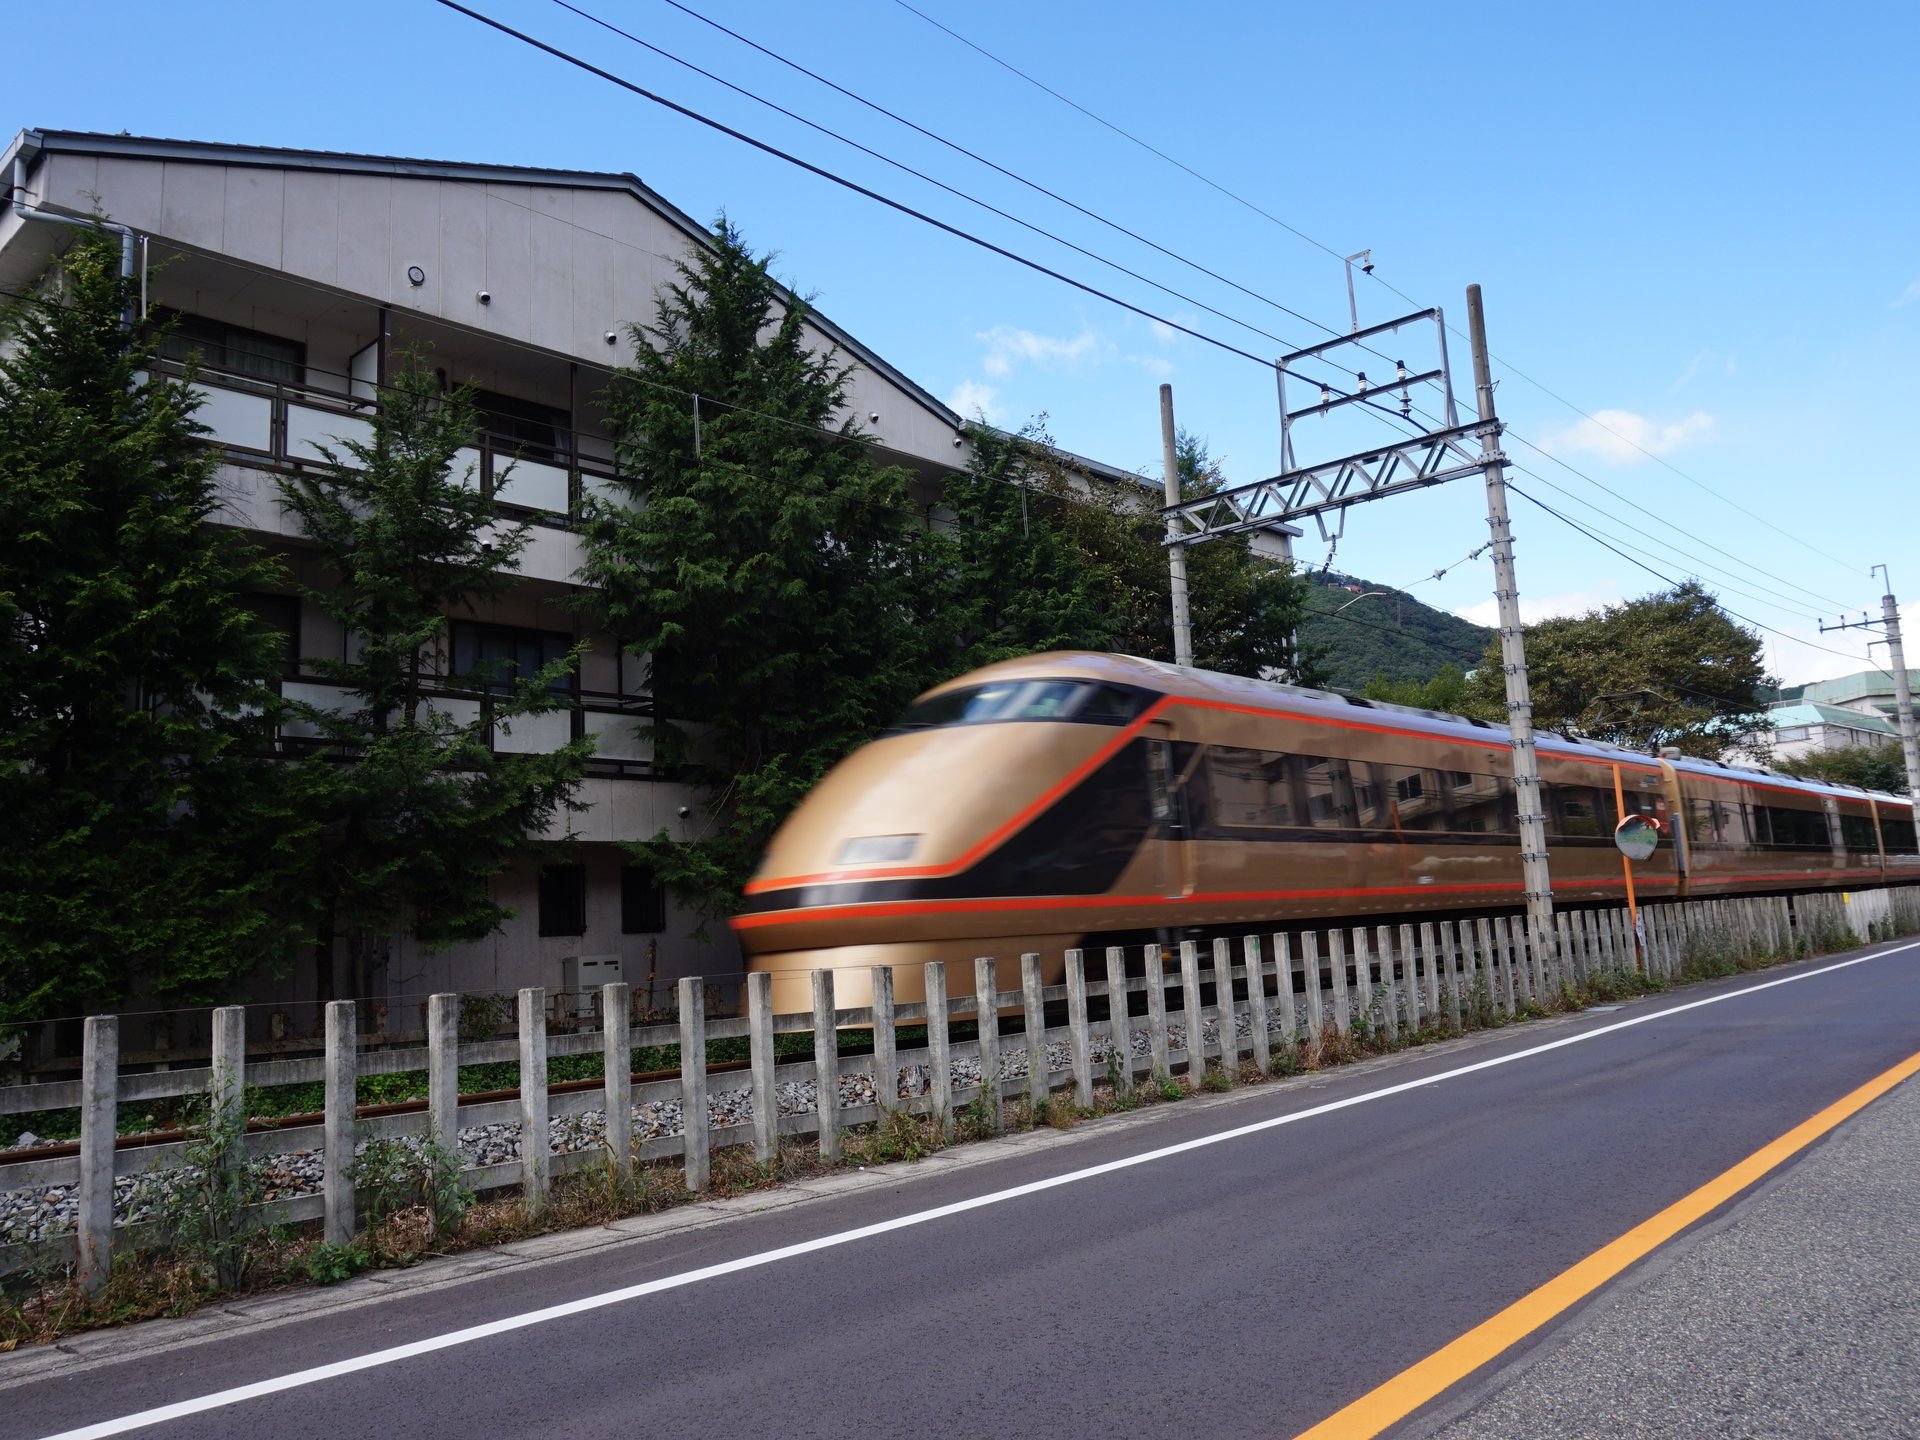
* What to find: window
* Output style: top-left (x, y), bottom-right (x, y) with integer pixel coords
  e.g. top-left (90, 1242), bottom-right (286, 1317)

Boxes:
top-left (245, 594), bottom-right (301, 677)
top-left (155, 311), bottom-right (305, 384)
top-left (1547, 783), bottom-right (1617, 839)
top-left (1775, 726), bottom-right (1809, 743)
top-left (1206, 746), bottom-right (1297, 828)
top-left (1881, 815), bottom-right (1918, 855)
top-left (1753, 803), bottom-right (1831, 850)
top-left (1840, 813), bottom-right (1879, 852)
top-left (450, 621), bottom-right (575, 697)
top-left (472, 387), bottom-right (572, 463)
top-left (891, 680), bottom-right (1146, 731)
top-left (538, 864), bottom-right (587, 937)
top-left (620, 864), bottom-right (667, 934)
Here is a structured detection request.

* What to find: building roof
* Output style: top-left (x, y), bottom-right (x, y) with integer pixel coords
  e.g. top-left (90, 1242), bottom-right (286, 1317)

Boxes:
top-left (1777, 669), bottom-right (1920, 707)
top-left (1763, 701), bottom-right (1898, 736)
top-left (5, 128), bottom-right (1232, 512)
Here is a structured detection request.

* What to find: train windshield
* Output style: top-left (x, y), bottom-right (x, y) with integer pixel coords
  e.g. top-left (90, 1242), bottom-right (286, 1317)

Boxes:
top-left (891, 680), bottom-right (1146, 732)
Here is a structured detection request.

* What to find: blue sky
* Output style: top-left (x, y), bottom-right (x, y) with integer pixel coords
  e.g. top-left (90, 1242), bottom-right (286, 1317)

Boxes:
top-left (10, 0), bottom-right (1918, 683)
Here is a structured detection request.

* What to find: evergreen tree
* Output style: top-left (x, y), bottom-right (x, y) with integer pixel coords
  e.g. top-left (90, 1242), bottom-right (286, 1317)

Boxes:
top-left (937, 420), bottom-right (1123, 668)
top-left (0, 229), bottom-right (313, 1023)
top-left (1461, 582), bottom-right (1771, 755)
top-left (577, 219), bottom-right (942, 922)
top-left (276, 365), bottom-right (591, 999)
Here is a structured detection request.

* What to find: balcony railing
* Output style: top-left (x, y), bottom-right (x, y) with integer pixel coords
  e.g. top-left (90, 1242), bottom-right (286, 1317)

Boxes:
top-left (158, 361), bottom-right (622, 525)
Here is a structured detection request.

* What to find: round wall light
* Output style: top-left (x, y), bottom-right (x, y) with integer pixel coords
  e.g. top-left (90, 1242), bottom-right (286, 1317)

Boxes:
top-left (406, 265), bottom-right (427, 287)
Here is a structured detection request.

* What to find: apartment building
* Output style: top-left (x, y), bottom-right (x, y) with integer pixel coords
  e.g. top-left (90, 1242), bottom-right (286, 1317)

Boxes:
top-left (2, 127), bottom-right (1188, 1011)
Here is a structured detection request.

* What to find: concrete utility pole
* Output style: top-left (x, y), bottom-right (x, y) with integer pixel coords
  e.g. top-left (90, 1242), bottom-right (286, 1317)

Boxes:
top-left (1818, 568), bottom-right (1920, 803)
top-left (1160, 383), bottom-right (1194, 668)
top-left (1467, 285), bottom-right (1553, 938)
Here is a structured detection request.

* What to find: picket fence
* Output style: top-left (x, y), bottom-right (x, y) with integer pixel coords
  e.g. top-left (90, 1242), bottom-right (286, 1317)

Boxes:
top-left (4, 887), bottom-right (1916, 1294)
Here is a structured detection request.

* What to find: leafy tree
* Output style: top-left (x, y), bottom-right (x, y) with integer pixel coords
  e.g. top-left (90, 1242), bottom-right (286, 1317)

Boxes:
top-left (1299, 574), bottom-right (1492, 692)
top-left (0, 228), bottom-right (314, 1023)
top-left (1773, 742), bottom-right (1910, 794)
top-left (1461, 582), bottom-right (1771, 756)
top-left (577, 219), bottom-right (944, 922)
top-left (276, 365), bottom-right (592, 1000)
top-left (935, 420), bottom-right (1123, 668)
top-left (1364, 664), bottom-right (1474, 712)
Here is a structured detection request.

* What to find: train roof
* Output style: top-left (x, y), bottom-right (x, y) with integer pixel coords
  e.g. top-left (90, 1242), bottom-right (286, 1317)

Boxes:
top-left (927, 651), bottom-right (1914, 811)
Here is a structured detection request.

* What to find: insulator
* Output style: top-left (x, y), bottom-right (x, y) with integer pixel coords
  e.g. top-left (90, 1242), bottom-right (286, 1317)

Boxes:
top-left (1356, 371), bottom-right (1369, 393)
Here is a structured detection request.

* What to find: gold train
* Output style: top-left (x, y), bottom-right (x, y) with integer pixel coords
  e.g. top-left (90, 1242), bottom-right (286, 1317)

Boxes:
top-left (733, 653), bottom-right (1919, 1013)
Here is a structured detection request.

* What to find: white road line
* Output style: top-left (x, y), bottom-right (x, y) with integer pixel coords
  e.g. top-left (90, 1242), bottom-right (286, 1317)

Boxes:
top-left (43, 940), bottom-right (1918, 1440)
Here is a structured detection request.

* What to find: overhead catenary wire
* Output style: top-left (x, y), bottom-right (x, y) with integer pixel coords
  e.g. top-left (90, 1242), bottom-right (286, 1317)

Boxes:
top-left (885, 0), bottom-right (1867, 593)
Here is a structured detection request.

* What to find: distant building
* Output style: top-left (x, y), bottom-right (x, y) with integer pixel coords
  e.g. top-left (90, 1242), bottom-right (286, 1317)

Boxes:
top-left (1728, 669), bottom-right (1915, 764)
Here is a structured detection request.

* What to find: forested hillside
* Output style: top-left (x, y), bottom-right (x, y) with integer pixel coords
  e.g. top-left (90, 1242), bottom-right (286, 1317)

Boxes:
top-left (1297, 572), bottom-right (1493, 691)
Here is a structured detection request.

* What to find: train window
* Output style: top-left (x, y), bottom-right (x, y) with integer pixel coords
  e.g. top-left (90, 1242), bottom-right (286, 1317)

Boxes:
top-left (1379, 764), bottom-right (1446, 831)
top-left (1206, 746), bottom-right (1299, 827)
top-left (1840, 813), bottom-right (1879, 852)
top-left (1881, 815), bottom-right (1918, 854)
top-left (890, 680), bottom-right (1144, 731)
top-left (1754, 803), bottom-right (1831, 850)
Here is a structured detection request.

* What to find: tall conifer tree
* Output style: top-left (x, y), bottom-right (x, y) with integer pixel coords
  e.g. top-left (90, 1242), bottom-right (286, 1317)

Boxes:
top-left (0, 230), bottom-right (313, 1023)
top-left (579, 219), bottom-right (943, 920)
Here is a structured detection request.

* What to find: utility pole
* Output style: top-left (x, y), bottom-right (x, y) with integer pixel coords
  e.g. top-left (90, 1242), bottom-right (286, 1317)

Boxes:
top-left (1158, 288), bottom-right (1553, 935)
top-left (1467, 285), bottom-right (1553, 939)
top-left (1161, 383), bottom-right (1194, 668)
top-left (1820, 567), bottom-right (1920, 802)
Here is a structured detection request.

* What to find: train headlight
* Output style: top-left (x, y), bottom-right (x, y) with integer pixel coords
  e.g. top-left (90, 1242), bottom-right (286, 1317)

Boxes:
top-left (837, 834), bottom-right (920, 865)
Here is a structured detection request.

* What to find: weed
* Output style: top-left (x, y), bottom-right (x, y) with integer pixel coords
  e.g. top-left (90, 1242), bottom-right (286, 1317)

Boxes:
top-left (154, 1069), bottom-right (262, 1291)
top-left (1152, 1067), bottom-right (1183, 1102)
top-left (852, 1108), bottom-right (944, 1164)
top-left (1200, 1067), bottom-right (1233, 1094)
top-left (304, 1241), bottom-right (369, 1286)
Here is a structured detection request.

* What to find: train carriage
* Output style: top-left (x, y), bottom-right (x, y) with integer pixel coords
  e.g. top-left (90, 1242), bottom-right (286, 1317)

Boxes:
top-left (733, 653), bottom-right (1919, 1011)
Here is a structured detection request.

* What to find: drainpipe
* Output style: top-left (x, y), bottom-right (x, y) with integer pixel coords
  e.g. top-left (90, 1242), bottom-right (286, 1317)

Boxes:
top-left (11, 154), bottom-right (138, 325)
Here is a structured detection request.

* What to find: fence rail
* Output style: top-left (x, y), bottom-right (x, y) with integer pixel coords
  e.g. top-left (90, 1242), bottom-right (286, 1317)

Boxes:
top-left (6, 888), bottom-right (1917, 1293)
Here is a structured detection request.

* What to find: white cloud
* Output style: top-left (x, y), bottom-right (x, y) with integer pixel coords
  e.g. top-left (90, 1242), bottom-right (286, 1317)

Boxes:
top-left (1895, 281), bottom-right (1920, 308)
top-left (1127, 352), bottom-right (1175, 379)
top-left (976, 324), bottom-right (1106, 378)
top-left (946, 379), bottom-right (1003, 424)
top-left (1669, 351), bottom-right (1737, 395)
top-left (1453, 583), bottom-right (1622, 630)
top-left (1538, 408), bottom-right (1714, 464)
top-left (1149, 319), bottom-right (1178, 344)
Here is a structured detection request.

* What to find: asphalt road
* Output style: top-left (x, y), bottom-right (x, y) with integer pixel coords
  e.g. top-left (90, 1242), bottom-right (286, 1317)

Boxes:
top-left (10, 937), bottom-right (1920, 1440)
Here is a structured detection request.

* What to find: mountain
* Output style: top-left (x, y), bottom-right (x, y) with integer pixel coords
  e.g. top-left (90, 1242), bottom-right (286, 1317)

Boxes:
top-left (1297, 571), bottom-right (1494, 691)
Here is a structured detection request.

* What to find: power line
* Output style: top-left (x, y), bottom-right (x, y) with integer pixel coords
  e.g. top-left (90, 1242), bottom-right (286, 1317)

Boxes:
top-left (1506, 482), bottom-right (1877, 667)
top-left (547, 0), bottom-right (1340, 366)
top-left (888, 0), bottom-right (1349, 265)
top-left (433, 0), bottom-right (1392, 405)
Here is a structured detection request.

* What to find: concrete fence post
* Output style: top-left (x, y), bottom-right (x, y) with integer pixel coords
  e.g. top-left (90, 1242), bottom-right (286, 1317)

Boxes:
top-left (1242, 936), bottom-right (1270, 1076)
top-left (1103, 948), bottom-right (1134, 1098)
top-left (1553, 913), bottom-right (1575, 993)
top-left (1436, 922), bottom-right (1460, 1029)
top-left (1351, 929), bottom-right (1375, 1035)
top-left (1371, 927), bottom-right (1398, 1042)
top-left (972, 957), bottom-right (1000, 1133)
top-left (1179, 940), bottom-right (1205, 1080)
top-left (871, 964), bottom-right (898, 1119)
top-left (1145, 944), bottom-right (1171, 1080)
top-left (603, 982), bottom-right (632, 1179)
top-left (210, 1005), bottom-right (246, 1174)
top-left (678, 977), bottom-right (709, 1191)
top-left (1021, 953), bottom-right (1048, 1110)
top-left (748, 972), bottom-right (778, 1162)
top-left (1065, 949), bottom-right (1094, 1109)
top-left (518, 988), bottom-right (549, 1209)
top-left (925, 962), bottom-right (953, 1139)
top-left (1212, 938), bottom-right (1238, 1080)
top-left (1497, 917), bottom-right (1520, 1014)
top-left (1328, 930), bottom-right (1352, 1035)
top-left (1410, 922), bottom-right (1433, 1023)
top-left (78, 1015), bottom-right (118, 1299)
top-left (323, 1000), bottom-right (356, 1244)
top-left (427, 993), bottom-right (459, 1162)
top-left (813, 969), bottom-right (842, 1159)
top-left (1297, 929), bottom-right (1328, 1044)
top-left (1276, 933), bottom-right (1304, 1054)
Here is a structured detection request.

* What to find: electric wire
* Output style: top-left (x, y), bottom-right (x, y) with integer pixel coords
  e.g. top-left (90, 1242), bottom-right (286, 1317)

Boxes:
top-left (1506, 482), bottom-right (1876, 666)
top-left (883, 0), bottom-right (1868, 593)
top-left (888, 0), bottom-right (1348, 264)
top-left (432, 0), bottom-right (1387, 401)
top-left (639, 0), bottom-right (1358, 344)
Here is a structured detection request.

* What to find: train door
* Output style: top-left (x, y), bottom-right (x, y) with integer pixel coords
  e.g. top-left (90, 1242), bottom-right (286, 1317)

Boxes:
top-left (1145, 721), bottom-right (1194, 898)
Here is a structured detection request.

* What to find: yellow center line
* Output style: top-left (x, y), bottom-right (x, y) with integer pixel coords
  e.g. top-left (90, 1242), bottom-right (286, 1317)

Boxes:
top-left (1293, 1045), bottom-right (1920, 1440)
